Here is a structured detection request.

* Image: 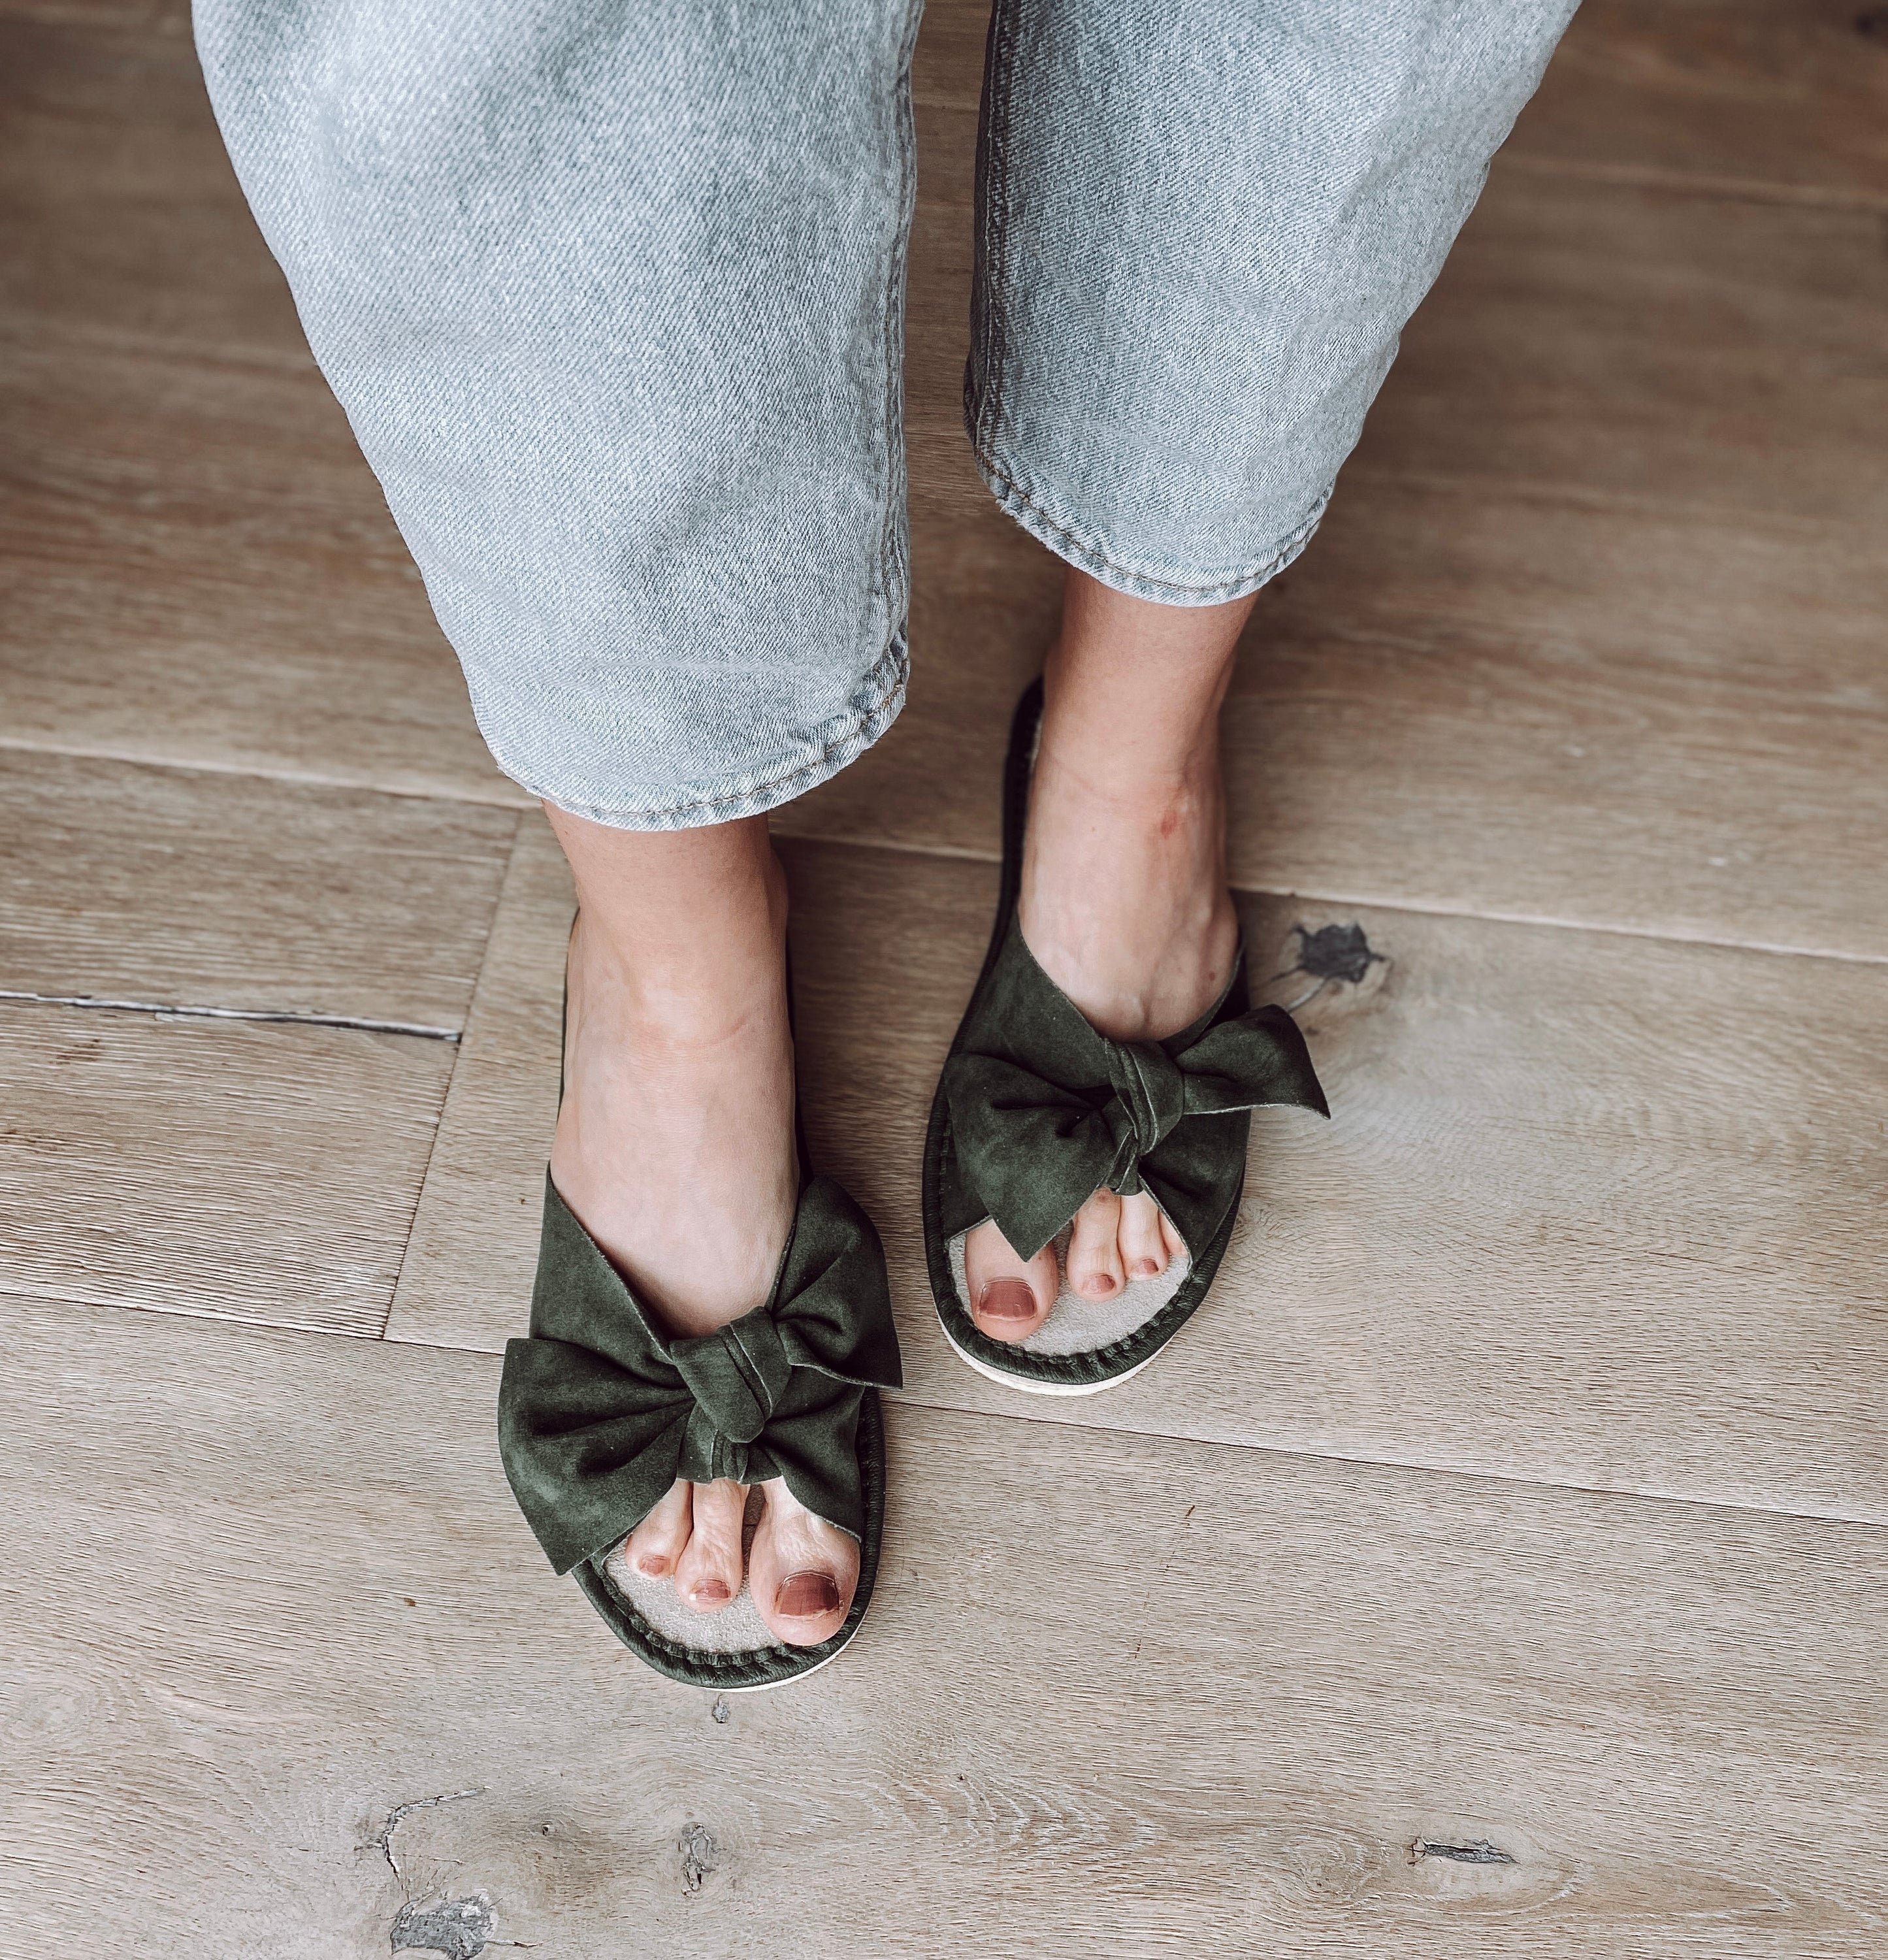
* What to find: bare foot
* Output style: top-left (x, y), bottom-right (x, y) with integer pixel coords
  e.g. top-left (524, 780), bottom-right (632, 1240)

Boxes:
top-left (962, 573), bottom-right (1252, 1341)
top-left (546, 809), bottom-right (859, 1644)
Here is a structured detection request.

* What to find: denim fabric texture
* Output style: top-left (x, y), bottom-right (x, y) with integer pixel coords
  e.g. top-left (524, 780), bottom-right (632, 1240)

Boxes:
top-left (968, 0), bottom-right (1577, 604)
top-left (195, 0), bottom-right (1574, 830)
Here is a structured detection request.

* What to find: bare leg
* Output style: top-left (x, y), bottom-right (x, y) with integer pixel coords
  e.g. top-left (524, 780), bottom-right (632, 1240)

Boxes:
top-left (962, 569), bottom-right (1255, 1339)
top-left (544, 807), bottom-right (856, 1643)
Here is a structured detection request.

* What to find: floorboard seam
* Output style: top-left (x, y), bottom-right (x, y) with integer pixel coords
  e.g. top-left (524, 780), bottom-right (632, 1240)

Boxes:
top-left (376, 809), bottom-right (527, 1337)
top-left (0, 734), bottom-right (530, 810)
top-left (883, 1386), bottom-right (1888, 1535)
top-left (18, 1286), bottom-right (1863, 1535)
top-left (1, 730), bottom-right (1879, 969)
top-left (0, 988), bottom-right (462, 1039)
top-left (1498, 150), bottom-right (1888, 216)
top-left (776, 836), bottom-right (1888, 970)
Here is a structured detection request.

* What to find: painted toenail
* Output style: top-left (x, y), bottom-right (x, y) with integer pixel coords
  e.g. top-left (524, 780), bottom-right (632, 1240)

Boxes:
top-left (636, 1556), bottom-right (670, 1577)
top-left (1084, 1275), bottom-right (1118, 1297)
top-left (1131, 1259), bottom-right (1158, 1278)
top-left (978, 1279), bottom-right (1039, 1322)
top-left (692, 1580), bottom-right (731, 1605)
top-left (775, 1570), bottom-right (841, 1618)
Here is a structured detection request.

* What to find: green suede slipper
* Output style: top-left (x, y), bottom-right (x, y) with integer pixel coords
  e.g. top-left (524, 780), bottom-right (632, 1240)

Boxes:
top-left (498, 975), bottom-right (901, 1690)
top-left (923, 678), bottom-right (1330, 1396)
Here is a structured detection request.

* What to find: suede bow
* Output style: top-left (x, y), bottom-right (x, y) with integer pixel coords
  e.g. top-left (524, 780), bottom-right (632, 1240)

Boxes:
top-left (943, 990), bottom-right (1329, 1263)
top-left (498, 1173), bottom-right (901, 1576)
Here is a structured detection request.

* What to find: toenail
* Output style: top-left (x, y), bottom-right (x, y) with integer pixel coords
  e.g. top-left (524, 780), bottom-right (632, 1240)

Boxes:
top-left (977, 1279), bottom-right (1039, 1322)
top-left (775, 1570), bottom-right (841, 1618)
top-left (1131, 1259), bottom-right (1158, 1278)
top-left (692, 1580), bottom-right (731, 1605)
top-left (1084, 1275), bottom-right (1118, 1297)
top-left (636, 1556), bottom-right (670, 1578)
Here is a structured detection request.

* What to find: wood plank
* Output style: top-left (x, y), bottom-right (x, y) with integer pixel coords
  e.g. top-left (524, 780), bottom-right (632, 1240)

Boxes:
top-left (5, 1298), bottom-right (1885, 1955)
top-left (0, 1002), bottom-right (454, 1337)
top-left (1355, 172), bottom-right (1888, 531)
top-left (385, 812), bottom-right (571, 1349)
top-left (806, 847), bottom-right (1888, 1524)
top-left (1509, 0), bottom-right (1888, 206)
top-left (388, 836), bottom-right (1888, 1524)
top-left (1209, 483), bottom-right (1885, 960)
top-left (0, 11), bottom-right (512, 797)
top-left (0, 335), bottom-right (521, 805)
top-left (0, 749), bottom-right (517, 1028)
top-left (0, 5), bottom-right (301, 357)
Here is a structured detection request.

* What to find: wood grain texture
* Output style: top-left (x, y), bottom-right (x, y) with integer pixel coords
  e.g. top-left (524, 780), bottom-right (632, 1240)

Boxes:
top-left (0, 749), bottom-right (517, 1027)
top-left (0, 335), bottom-right (521, 804)
top-left (1356, 172), bottom-right (1888, 531)
top-left (385, 811), bottom-right (572, 1350)
top-left (0, 3), bottom-right (294, 357)
top-left (794, 465), bottom-right (1888, 958)
top-left (0, 10), bottom-right (517, 798)
top-left (1210, 482), bottom-right (1886, 960)
top-left (1509, 0), bottom-right (1888, 205)
top-left (0, 1002), bottom-right (453, 1336)
top-left (393, 837), bottom-right (1888, 1525)
top-left (5, 1299), bottom-right (1884, 1958)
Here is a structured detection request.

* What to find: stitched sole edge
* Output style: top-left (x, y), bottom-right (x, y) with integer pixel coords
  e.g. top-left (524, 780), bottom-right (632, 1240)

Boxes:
top-left (935, 1313), bottom-right (1164, 1396)
top-left (714, 1626), bottom-right (858, 1692)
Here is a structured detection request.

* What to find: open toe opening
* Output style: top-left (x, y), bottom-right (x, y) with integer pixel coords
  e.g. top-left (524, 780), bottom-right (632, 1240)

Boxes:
top-left (945, 1215), bottom-right (1190, 1360)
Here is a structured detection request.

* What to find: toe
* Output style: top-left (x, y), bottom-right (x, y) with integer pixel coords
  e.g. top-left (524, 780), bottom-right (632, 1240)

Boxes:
top-left (673, 1478), bottom-right (747, 1612)
top-left (1067, 1188), bottom-right (1127, 1300)
top-left (1160, 1207), bottom-right (1187, 1263)
top-left (1117, 1191), bottom-right (1170, 1281)
top-left (623, 1477), bottom-right (693, 1581)
top-left (749, 1478), bottom-right (859, 1648)
top-left (962, 1217), bottom-right (1057, 1344)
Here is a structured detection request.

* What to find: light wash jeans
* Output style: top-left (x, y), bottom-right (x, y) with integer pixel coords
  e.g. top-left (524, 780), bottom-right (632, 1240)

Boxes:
top-left (195, 0), bottom-right (1576, 830)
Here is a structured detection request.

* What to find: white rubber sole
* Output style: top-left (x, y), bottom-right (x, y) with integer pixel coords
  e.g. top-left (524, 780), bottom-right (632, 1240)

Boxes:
top-left (937, 1313), bottom-right (1162, 1397)
top-left (720, 1623), bottom-right (856, 1693)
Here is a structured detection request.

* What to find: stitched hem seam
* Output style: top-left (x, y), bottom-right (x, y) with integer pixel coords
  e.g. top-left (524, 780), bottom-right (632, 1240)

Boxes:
top-left (973, 444), bottom-right (1331, 606)
top-left (482, 638), bottom-right (908, 834)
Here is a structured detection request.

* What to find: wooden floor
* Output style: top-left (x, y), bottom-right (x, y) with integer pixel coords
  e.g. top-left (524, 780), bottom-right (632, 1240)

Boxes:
top-left (3, 3), bottom-right (1884, 1953)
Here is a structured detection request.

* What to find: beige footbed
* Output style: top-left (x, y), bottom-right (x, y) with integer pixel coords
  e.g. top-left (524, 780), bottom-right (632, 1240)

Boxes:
top-left (945, 1217), bottom-right (1190, 1356)
top-left (600, 1486), bottom-right (777, 1657)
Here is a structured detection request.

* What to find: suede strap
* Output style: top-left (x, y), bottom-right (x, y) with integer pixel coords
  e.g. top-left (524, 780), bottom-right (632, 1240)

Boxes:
top-left (940, 913), bottom-right (1329, 1261)
top-left (498, 1173), bottom-right (902, 1576)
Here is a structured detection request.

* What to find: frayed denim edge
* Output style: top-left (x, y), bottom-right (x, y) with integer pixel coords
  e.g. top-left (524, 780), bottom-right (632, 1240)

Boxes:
top-left (974, 445), bottom-right (1331, 606)
top-left (483, 636), bottom-right (909, 834)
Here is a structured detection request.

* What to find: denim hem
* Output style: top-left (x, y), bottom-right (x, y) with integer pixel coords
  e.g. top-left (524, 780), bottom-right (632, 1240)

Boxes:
top-left (973, 445), bottom-right (1331, 606)
top-left (485, 640), bottom-right (909, 834)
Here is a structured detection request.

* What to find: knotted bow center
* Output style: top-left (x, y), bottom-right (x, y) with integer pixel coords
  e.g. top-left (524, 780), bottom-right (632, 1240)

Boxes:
top-left (939, 960), bottom-right (1329, 1264)
top-left (669, 1303), bottom-right (795, 1446)
top-left (1104, 1039), bottom-right (1186, 1170)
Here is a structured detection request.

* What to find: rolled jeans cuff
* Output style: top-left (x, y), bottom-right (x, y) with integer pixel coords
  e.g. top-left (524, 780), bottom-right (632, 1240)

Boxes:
top-left (971, 438), bottom-right (1331, 608)
top-left (497, 632), bottom-right (910, 834)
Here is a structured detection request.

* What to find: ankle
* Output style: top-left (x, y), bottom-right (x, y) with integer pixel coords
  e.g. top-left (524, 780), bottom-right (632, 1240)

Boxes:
top-left (571, 914), bottom-right (785, 1049)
